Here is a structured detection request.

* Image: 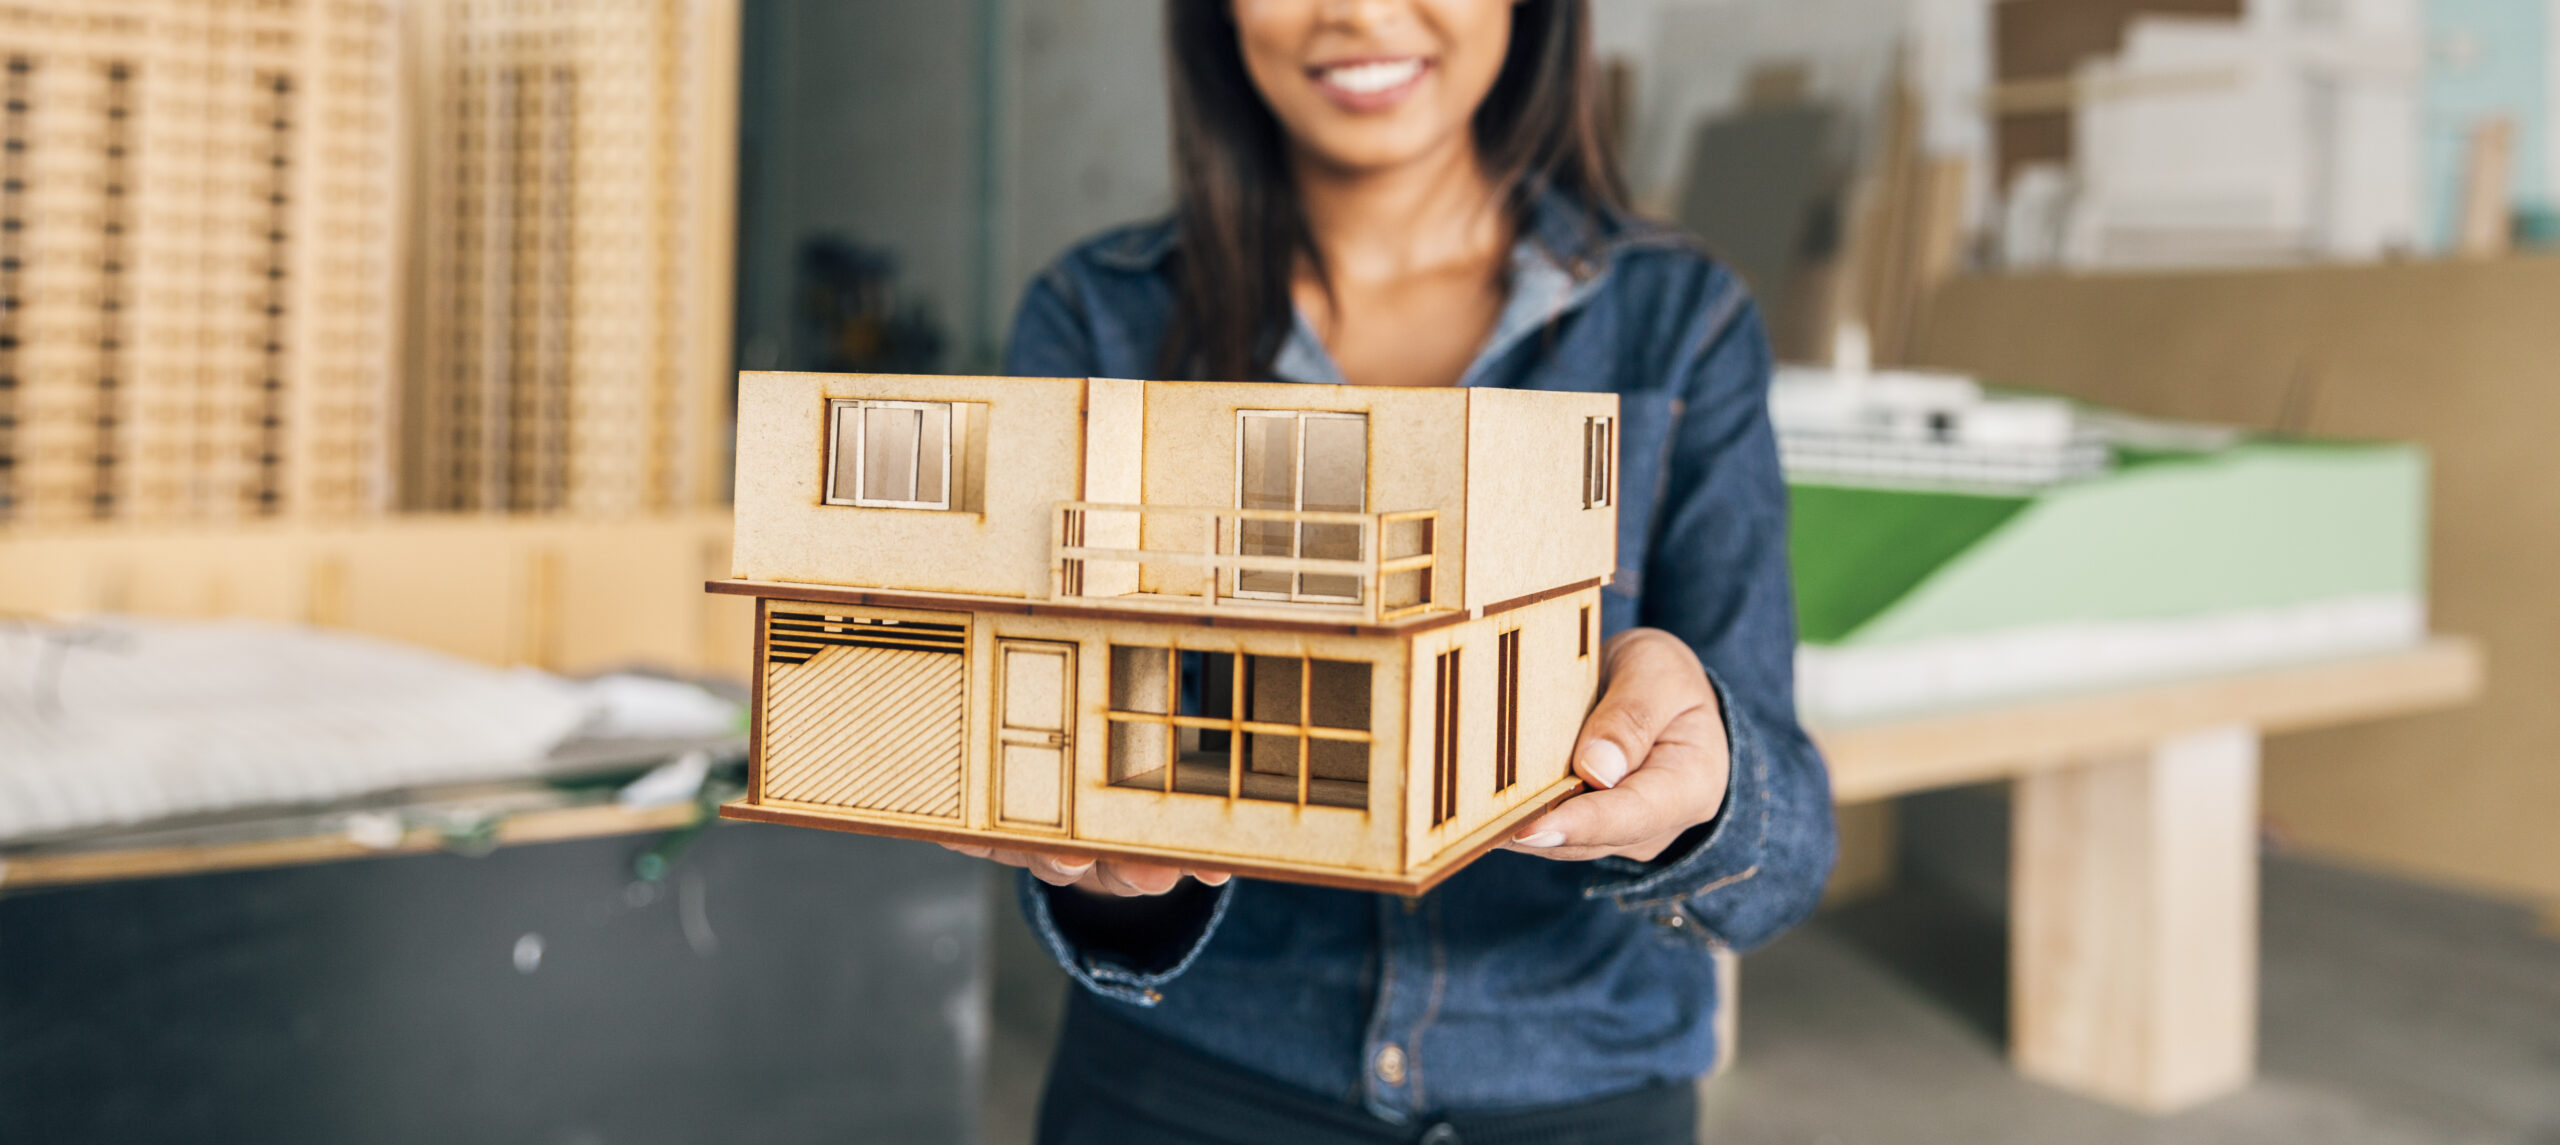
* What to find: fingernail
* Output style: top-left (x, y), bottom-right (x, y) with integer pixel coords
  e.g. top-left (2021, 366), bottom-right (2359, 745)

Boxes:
top-left (1050, 857), bottom-right (1094, 876)
top-left (1582, 740), bottom-right (1629, 788)
top-left (1513, 831), bottom-right (1565, 849)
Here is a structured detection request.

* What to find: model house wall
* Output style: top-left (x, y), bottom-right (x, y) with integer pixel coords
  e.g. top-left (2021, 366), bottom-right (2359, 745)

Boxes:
top-left (730, 372), bottom-right (1617, 613)
top-left (730, 372), bottom-right (1087, 598)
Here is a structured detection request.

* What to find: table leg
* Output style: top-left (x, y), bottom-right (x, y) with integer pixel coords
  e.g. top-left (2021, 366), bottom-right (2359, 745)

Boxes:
top-left (2010, 724), bottom-right (2259, 1113)
top-left (1709, 947), bottom-right (1739, 1078)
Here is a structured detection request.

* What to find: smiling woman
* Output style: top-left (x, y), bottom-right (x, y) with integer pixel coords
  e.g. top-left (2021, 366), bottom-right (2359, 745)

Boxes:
top-left (985, 1), bottom-right (1840, 1142)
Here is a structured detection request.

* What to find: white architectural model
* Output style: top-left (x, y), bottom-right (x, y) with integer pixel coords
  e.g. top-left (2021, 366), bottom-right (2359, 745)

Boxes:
top-left (1771, 364), bottom-right (2107, 491)
top-left (2065, 1), bottom-right (2423, 265)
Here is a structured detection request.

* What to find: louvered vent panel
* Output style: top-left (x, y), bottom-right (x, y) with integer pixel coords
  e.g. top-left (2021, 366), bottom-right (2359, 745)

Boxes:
top-left (761, 606), bottom-right (968, 820)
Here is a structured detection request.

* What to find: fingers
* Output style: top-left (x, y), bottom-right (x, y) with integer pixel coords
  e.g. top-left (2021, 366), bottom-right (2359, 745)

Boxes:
top-left (1571, 631), bottom-right (1712, 793)
top-left (942, 842), bottom-right (1230, 897)
top-left (1016, 851), bottom-right (1099, 887)
top-left (1511, 710), bottom-right (1728, 861)
top-left (1510, 667), bottom-right (1733, 863)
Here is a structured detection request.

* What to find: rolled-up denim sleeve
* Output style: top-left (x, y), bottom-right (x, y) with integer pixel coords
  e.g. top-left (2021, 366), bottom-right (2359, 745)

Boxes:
top-left (1018, 875), bottom-right (1234, 1007)
top-left (1582, 289), bottom-right (1837, 953)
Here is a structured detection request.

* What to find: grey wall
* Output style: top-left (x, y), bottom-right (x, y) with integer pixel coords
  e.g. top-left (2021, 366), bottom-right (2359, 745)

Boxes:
top-left (736, 0), bottom-right (1170, 375)
top-left (1003, 0), bottom-right (1174, 332)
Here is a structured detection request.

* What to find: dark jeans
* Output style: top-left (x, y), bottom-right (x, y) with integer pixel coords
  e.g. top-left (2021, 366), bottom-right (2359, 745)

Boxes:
top-left (1037, 993), bottom-right (1699, 1145)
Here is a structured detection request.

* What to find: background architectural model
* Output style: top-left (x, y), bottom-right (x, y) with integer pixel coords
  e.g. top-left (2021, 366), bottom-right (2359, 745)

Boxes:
top-left (715, 372), bottom-right (1621, 893)
top-left (0, 0), bottom-right (739, 530)
top-left (0, 0), bottom-right (400, 526)
top-left (399, 0), bottom-right (738, 516)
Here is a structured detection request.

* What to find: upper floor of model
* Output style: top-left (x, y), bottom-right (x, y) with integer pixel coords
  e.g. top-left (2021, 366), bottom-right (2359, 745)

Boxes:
top-left (729, 372), bottom-right (1619, 626)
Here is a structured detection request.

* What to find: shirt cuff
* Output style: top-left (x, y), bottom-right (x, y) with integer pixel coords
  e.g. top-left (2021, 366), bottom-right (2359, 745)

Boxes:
top-left (1018, 871), bottom-right (1235, 1007)
top-left (1581, 670), bottom-right (1770, 915)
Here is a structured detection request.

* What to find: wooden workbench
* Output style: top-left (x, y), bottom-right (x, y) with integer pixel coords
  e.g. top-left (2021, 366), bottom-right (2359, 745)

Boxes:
top-left (0, 642), bottom-right (2482, 1116)
top-left (0, 738), bottom-right (748, 892)
top-left (1808, 637), bottom-right (2484, 1113)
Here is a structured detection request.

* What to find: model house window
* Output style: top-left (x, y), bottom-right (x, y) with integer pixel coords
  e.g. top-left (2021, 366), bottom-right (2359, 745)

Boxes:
top-left (1431, 648), bottom-right (1461, 827)
top-left (1579, 605), bottom-right (1593, 658)
top-left (1237, 410), bottom-right (1367, 601)
top-left (1582, 416), bottom-right (1614, 509)
top-left (1495, 629), bottom-right (1521, 794)
top-left (827, 399), bottom-right (954, 510)
top-left (1104, 644), bottom-right (1372, 810)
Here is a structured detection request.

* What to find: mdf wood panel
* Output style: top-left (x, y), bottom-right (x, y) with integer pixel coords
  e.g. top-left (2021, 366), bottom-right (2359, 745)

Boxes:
top-left (1915, 260), bottom-right (2560, 901)
top-left (995, 639), bottom-right (1074, 830)
top-left (756, 603), bottom-right (969, 819)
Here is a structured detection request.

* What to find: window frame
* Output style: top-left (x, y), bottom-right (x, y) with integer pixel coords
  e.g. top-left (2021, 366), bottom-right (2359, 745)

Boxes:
top-left (825, 398), bottom-right (955, 511)
top-left (1233, 408), bottom-right (1370, 604)
top-left (1494, 628), bottom-right (1521, 794)
top-left (1582, 416), bottom-right (1615, 510)
top-left (1102, 643), bottom-right (1375, 811)
top-left (1431, 647), bottom-right (1461, 827)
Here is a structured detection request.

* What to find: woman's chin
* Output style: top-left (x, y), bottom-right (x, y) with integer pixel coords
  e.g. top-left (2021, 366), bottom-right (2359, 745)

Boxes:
top-left (1291, 123), bottom-right (1469, 179)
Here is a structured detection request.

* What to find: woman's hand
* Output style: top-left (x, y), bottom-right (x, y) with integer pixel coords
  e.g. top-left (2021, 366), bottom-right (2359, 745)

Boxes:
top-left (1502, 628), bottom-right (1732, 864)
top-left (940, 844), bottom-right (1231, 897)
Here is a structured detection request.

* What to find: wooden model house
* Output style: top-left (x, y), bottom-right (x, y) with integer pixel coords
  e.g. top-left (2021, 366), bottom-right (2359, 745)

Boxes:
top-left (713, 372), bottom-right (1619, 892)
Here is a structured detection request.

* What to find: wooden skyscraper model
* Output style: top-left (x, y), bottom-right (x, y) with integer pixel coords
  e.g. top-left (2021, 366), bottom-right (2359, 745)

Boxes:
top-left (400, 0), bottom-right (739, 514)
top-left (0, 0), bottom-right (400, 526)
top-left (716, 373), bottom-right (1621, 892)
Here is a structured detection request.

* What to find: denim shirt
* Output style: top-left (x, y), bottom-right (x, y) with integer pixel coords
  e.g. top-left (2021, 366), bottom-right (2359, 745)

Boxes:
top-left (1001, 193), bottom-right (1838, 1122)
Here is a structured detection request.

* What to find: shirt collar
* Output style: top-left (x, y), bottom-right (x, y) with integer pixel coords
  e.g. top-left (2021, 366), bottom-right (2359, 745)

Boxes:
top-left (1275, 192), bottom-right (1613, 388)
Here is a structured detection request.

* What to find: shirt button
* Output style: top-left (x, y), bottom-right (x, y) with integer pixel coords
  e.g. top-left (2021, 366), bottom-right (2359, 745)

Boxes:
top-left (1373, 1043), bottom-right (1408, 1086)
top-left (1660, 911), bottom-right (1688, 930)
top-left (1418, 1123), bottom-right (1461, 1145)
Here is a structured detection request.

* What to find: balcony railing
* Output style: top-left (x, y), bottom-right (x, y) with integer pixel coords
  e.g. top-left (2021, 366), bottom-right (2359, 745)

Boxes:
top-left (1052, 502), bottom-right (1440, 622)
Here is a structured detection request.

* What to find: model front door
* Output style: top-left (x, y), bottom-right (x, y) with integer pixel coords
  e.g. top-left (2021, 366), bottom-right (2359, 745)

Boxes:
top-left (996, 640), bottom-right (1076, 829)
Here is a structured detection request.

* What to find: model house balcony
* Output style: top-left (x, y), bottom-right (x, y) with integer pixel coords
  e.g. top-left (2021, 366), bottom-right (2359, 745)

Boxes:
top-left (1051, 502), bottom-right (1441, 623)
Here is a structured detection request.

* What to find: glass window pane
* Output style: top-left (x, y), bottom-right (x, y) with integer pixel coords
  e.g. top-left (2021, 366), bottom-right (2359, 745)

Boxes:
top-left (863, 406), bottom-right (920, 502)
top-left (1299, 416), bottom-right (1365, 598)
top-left (1239, 413), bottom-right (1297, 512)
top-left (1299, 415), bottom-right (1365, 513)
top-left (828, 402), bottom-right (861, 502)
top-left (1238, 412), bottom-right (1298, 593)
top-left (915, 404), bottom-right (950, 505)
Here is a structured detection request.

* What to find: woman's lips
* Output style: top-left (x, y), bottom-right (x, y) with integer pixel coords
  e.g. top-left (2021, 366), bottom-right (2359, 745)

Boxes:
top-left (1308, 56), bottom-right (1432, 112)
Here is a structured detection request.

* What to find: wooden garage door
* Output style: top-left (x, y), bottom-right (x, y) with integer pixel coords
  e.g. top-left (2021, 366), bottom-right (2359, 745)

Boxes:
top-left (760, 604), bottom-right (968, 820)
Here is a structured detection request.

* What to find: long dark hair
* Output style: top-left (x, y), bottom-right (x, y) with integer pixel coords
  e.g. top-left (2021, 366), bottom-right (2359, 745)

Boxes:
top-left (1159, 0), bottom-right (1629, 381)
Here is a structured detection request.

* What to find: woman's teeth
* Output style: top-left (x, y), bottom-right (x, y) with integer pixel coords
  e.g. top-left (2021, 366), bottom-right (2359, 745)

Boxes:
top-left (1317, 58), bottom-right (1425, 94)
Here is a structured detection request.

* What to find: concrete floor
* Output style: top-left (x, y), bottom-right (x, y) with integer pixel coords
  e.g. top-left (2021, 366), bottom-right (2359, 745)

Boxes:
top-left (984, 827), bottom-right (2560, 1144)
